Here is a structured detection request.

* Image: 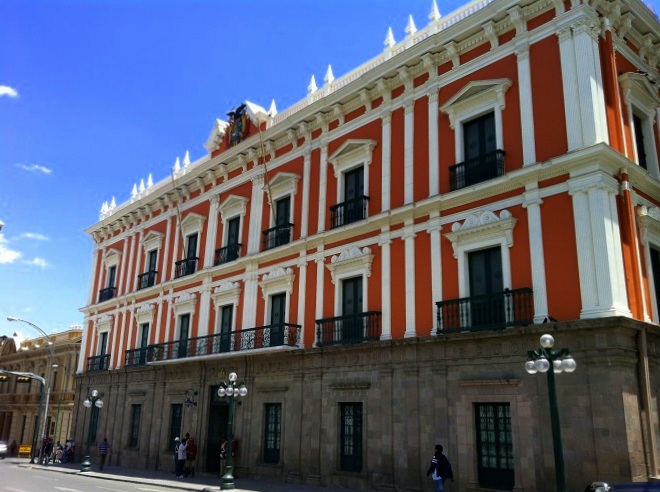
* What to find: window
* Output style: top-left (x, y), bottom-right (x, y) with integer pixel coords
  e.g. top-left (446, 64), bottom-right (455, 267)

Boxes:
top-left (178, 313), bottom-right (190, 359)
top-left (217, 195), bottom-right (248, 264)
top-left (263, 172), bottom-right (300, 250)
top-left (176, 213), bottom-right (205, 278)
top-left (99, 332), bottom-right (108, 356)
top-left (100, 248), bottom-right (121, 302)
top-left (169, 404), bottom-right (183, 451)
top-left (129, 404), bottom-right (141, 448)
top-left (138, 322), bottom-right (149, 364)
top-left (258, 267), bottom-right (295, 341)
top-left (139, 231), bottom-right (163, 289)
top-left (269, 293), bottom-right (286, 347)
top-left (51, 370), bottom-right (58, 392)
top-left (218, 305), bottom-right (233, 353)
top-left (264, 196), bottom-right (292, 250)
top-left (468, 246), bottom-right (505, 329)
top-left (633, 113), bottom-right (648, 170)
top-left (637, 206), bottom-right (660, 322)
top-left (263, 403), bottom-right (281, 463)
top-left (339, 402), bottom-right (362, 472)
top-left (341, 277), bottom-right (364, 342)
top-left (331, 166), bottom-right (368, 228)
top-left (475, 403), bottom-right (514, 490)
top-left (224, 217), bottom-right (241, 262)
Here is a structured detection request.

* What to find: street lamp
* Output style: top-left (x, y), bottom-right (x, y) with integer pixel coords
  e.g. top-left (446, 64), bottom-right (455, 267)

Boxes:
top-left (217, 372), bottom-right (247, 490)
top-left (7, 316), bottom-right (58, 464)
top-left (525, 334), bottom-right (577, 492)
top-left (81, 389), bottom-right (104, 472)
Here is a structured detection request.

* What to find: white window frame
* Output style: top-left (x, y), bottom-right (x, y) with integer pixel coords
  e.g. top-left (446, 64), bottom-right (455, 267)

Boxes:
top-left (258, 267), bottom-right (295, 326)
top-left (102, 247), bottom-right (122, 289)
top-left (180, 213), bottom-right (206, 258)
top-left (619, 73), bottom-right (660, 180)
top-left (218, 195), bottom-right (249, 246)
top-left (211, 281), bottom-right (242, 334)
top-left (637, 205), bottom-right (660, 322)
top-left (172, 292), bottom-right (197, 341)
top-left (325, 246), bottom-right (374, 316)
top-left (328, 139), bottom-right (376, 204)
top-left (266, 173), bottom-right (300, 228)
top-left (141, 231), bottom-right (164, 270)
top-left (440, 79), bottom-right (512, 164)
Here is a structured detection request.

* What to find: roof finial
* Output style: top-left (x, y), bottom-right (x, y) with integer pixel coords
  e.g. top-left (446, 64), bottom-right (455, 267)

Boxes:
top-left (173, 157), bottom-right (181, 172)
top-left (324, 65), bottom-right (335, 86)
top-left (384, 27), bottom-right (396, 48)
top-left (100, 201), bottom-right (108, 215)
top-left (308, 75), bottom-right (318, 94)
top-left (268, 99), bottom-right (278, 117)
top-left (406, 15), bottom-right (417, 37)
top-left (131, 183), bottom-right (138, 198)
top-left (147, 173), bottom-right (153, 188)
top-left (139, 178), bottom-right (145, 193)
top-left (429, 0), bottom-right (441, 22)
top-left (110, 196), bottom-right (116, 209)
top-left (183, 150), bottom-right (191, 167)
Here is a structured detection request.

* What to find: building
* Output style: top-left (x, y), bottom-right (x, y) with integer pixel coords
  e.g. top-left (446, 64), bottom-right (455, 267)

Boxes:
top-left (77, 0), bottom-right (660, 490)
top-left (0, 328), bottom-right (82, 456)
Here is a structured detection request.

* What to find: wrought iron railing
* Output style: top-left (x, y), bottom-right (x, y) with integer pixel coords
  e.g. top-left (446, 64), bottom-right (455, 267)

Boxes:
top-left (449, 149), bottom-right (506, 191)
top-left (214, 243), bottom-right (242, 265)
top-left (330, 196), bottom-right (369, 229)
top-left (98, 287), bottom-right (116, 303)
top-left (436, 288), bottom-right (534, 333)
top-left (316, 311), bottom-right (382, 347)
top-left (125, 347), bottom-right (149, 366)
top-left (137, 270), bottom-right (157, 290)
top-left (262, 223), bottom-right (294, 250)
top-left (174, 257), bottom-right (198, 278)
top-left (145, 323), bottom-right (301, 362)
top-left (87, 354), bottom-right (110, 372)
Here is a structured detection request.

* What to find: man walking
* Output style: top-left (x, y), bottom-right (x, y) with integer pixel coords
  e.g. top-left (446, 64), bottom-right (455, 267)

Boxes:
top-left (426, 444), bottom-right (453, 491)
top-left (98, 438), bottom-right (110, 471)
top-left (176, 437), bottom-right (187, 478)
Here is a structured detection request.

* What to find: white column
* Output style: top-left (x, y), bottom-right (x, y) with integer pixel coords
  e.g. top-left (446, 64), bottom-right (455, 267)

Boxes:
top-left (404, 99), bottom-right (415, 204)
top-left (301, 148), bottom-right (312, 237)
top-left (317, 143), bottom-right (328, 233)
top-left (154, 292), bottom-right (164, 345)
top-left (116, 309), bottom-right (129, 370)
top-left (428, 90), bottom-right (440, 196)
top-left (162, 215), bottom-right (172, 283)
top-left (131, 230), bottom-right (143, 292)
top-left (247, 174), bottom-right (265, 254)
top-left (164, 290), bottom-right (173, 344)
top-left (381, 110), bottom-right (392, 211)
top-left (403, 222), bottom-right (417, 337)
top-left (87, 246), bottom-right (100, 306)
top-left (204, 195), bottom-right (220, 267)
top-left (296, 255), bottom-right (308, 347)
top-left (516, 41), bottom-right (537, 165)
top-left (314, 250), bottom-right (325, 347)
top-left (197, 280), bottom-right (211, 337)
top-left (124, 306), bottom-right (135, 364)
top-left (379, 232), bottom-right (392, 340)
top-left (241, 266), bottom-right (259, 329)
top-left (557, 26), bottom-right (583, 151)
top-left (77, 320), bottom-right (90, 373)
top-left (117, 235), bottom-right (131, 296)
top-left (427, 214), bottom-right (442, 335)
top-left (170, 219), bottom-right (180, 279)
top-left (569, 172), bottom-right (631, 318)
top-left (522, 188), bottom-right (549, 322)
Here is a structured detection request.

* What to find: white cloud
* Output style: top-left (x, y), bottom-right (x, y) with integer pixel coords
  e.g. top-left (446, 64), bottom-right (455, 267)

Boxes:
top-left (19, 232), bottom-right (49, 241)
top-left (15, 163), bottom-right (53, 175)
top-left (23, 257), bottom-right (48, 268)
top-left (0, 234), bottom-right (22, 264)
top-left (0, 86), bottom-right (18, 98)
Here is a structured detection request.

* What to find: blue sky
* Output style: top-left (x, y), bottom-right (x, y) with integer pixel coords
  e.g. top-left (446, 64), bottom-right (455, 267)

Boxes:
top-left (1, 0), bottom-right (658, 339)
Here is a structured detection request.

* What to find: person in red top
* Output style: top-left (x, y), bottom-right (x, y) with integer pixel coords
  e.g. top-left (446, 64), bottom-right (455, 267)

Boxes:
top-left (185, 436), bottom-right (197, 477)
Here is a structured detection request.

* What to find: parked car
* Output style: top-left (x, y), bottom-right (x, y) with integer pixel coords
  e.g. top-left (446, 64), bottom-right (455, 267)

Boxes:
top-left (587, 482), bottom-right (660, 491)
top-left (0, 441), bottom-right (6, 459)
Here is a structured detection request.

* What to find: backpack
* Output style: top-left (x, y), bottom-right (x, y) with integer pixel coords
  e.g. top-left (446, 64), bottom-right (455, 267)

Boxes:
top-left (437, 455), bottom-right (453, 479)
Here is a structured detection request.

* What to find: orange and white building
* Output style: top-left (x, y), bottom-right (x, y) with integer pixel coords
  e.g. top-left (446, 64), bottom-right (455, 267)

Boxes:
top-left (77, 0), bottom-right (660, 490)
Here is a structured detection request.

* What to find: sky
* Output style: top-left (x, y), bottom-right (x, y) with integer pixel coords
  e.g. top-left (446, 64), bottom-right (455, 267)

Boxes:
top-left (0, 0), bottom-right (659, 340)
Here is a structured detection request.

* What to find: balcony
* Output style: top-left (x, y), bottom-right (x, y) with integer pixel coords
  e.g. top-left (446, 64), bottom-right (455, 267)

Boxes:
top-left (436, 288), bottom-right (534, 333)
top-left (98, 286), bottom-right (116, 303)
top-left (145, 323), bottom-right (301, 362)
top-left (316, 311), bottom-right (382, 347)
top-left (87, 354), bottom-right (110, 372)
top-left (262, 223), bottom-right (293, 251)
top-left (449, 149), bottom-right (505, 191)
top-left (330, 196), bottom-right (369, 229)
top-left (214, 243), bottom-right (242, 266)
top-left (174, 257), bottom-right (198, 278)
top-left (125, 347), bottom-right (149, 366)
top-left (137, 270), bottom-right (158, 290)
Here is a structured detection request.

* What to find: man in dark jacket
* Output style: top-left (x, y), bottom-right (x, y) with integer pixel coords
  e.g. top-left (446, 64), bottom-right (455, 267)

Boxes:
top-left (426, 444), bottom-right (453, 491)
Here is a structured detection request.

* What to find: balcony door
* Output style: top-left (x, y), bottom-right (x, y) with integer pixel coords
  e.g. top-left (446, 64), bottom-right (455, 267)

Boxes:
top-left (178, 313), bottom-right (190, 359)
top-left (226, 217), bottom-right (240, 260)
top-left (139, 322), bottom-right (149, 364)
top-left (463, 113), bottom-right (496, 186)
top-left (269, 293), bottom-right (285, 347)
top-left (218, 305), bottom-right (233, 353)
top-left (147, 249), bottom-right (157, 272)
top-left (344, 167), bottom-right (365, 225)
top-left (341, 276), bottom-right (363, 342)
top-left (107, 265), bottom-right (117, 289)
top-left (468, 247), bottom-right (504, 329)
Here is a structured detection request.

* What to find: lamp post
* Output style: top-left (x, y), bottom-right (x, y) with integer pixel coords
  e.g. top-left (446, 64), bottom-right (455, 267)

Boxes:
top-left (80, 389), bottom-right (104, 472)
top-left (7, 316), bottom-right (58, 465)
top-left (525, 334), bottom-right (577, 492)
top-left (217, 372), bottom-right (247, 490)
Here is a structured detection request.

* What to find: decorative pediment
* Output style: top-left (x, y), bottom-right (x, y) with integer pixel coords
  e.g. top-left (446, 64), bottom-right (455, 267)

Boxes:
top-left (244, 101), bottom-right (269, 123)
top-left (95, 314), bottom-right (114, 334)
top-left (444, 209), bottom-right (517, 258)
top-left (219, 195), bottom-right (249, 223)
top-left (204, 119), bottom-right (229, 153)
top-left (211, 281), bottom-right (242, 308)
top-left (259, 267), bottom-right (295, 300)
top-left (141, 230), bottom-right (164, 254)
top-left (440, 79), bottom-right (512, 129)
top-left (180, 213), bottom-right (206, 236)
top-left (619, 73), bottom-right (660, 118)
top-left (328, 139), bottom-right (377, 177)
top-left (134, 303), bottom-right (155, 325)
top-left (268, 172), bottom-right (301, 199)
top-left (637, 205), bottom-right (660, 245)
top-left (103, 247), bottom-right (122, 268)
top-left (326, 246), bottom-right (374, 284)
top-left (172, 291), bottom-right (197, 314)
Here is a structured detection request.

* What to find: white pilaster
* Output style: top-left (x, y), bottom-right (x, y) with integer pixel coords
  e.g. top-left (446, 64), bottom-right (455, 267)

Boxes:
top-left (164, 290), bottom-right (173, 344)
top-left (428, 90), bottom-right (440, 196)
top-left (162, 215), bottom-right (172, 283)
top-left (516, 41), bottom-right (537, 165)
top-left (242, 266), bottom-right (259, 329)
top-left (301, 148), bottom-right (312, 237)
top-left (197, 280), bottom-right (211, 337)
top-left (204, 195), bottom-right (220, 267)
top-left (427, 213), bottom-right (442, 334)
top-left (296, 255), bottom-right (308, 347)
top-left (247, 174), bottom-right (265, 254)
top-left (379, 232), bottom-right (392, 340)
top-left (154, 293), bottom-right (164, 345)
top-left (117, 309), bottom-right (130, 370)
top-left (314, 250), bottom-right (325, 347)
top-left (170, 219), bottom-right (180, 279)
top-left (381, 110), bottom-right (392, 211)
top-left (125, 306), bottom-right (135, 363)
top-left (403, 222), bottom-right (417, 337)
top-left (404, 99), bottom-right (415, 204)
top-left (77, 320), bottom-right (89, 373)
top-left (557, 26), bottom-right (583, 150)
top-left (522, 188), bottom-right (549, 322)
top-left (87, 246), bottom-right (100, 306)
top-left (118, 235), bottom-right (132, 296)
top-left (317, 143), bottom-right (328, 233)
top-left (132, 230), bottom-right (143, 292)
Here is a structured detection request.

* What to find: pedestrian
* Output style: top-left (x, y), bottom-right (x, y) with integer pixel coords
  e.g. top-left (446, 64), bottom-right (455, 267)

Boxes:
top-left (98, 438), bottom-right (110, 471)
top-left (173, 437), bottom-right (180, 475)
top-left (426, 444), bottom-right (453, 492)
top-left (55, 441), bottom-right (63, 463)
top-left (43, 438), bottom-right (53, 466)
top-left (185, 436), bottom-right (197, 477)
top-left (176, 437), bottom-right (187, 478)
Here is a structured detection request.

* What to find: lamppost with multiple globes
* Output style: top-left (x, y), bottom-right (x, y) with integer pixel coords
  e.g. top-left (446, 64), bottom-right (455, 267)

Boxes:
top-left (525, 334), bottom-right (577, 492)
top-left (81, 389), bottom-right (104, 472)
top-left (7, 316), bottom-right (58, 465)
top-left (217, 372), bottom-right (247, 490)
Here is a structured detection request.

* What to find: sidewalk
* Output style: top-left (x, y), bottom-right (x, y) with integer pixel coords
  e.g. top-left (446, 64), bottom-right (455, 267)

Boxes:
top-left (12, 457), bottom-right (362, 492)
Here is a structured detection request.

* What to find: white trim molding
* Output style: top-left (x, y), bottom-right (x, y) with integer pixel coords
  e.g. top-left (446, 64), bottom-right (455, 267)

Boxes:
top-left (141, 231), bottom-right (164, 255)
top-left (259, 267), bottom-right (296, 301)
top-left (172, 291), bottom-right (198, 316)
top-left (328, 139), bottom-right (377, 202)
top-left (326, 246), bottom-right (374, 285)
top-left (103, 247), bottom-right (122, 268)
top-left (637, 205), bottom-right (660, 322)
top-left (95, 314), bottom-right (114, 335)
top-left (211, 281), bottom-right (242, 308)
top-left (180, 212), bottom-right (206, 237)
top-left (134, 302), bottom-right (156, 326)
